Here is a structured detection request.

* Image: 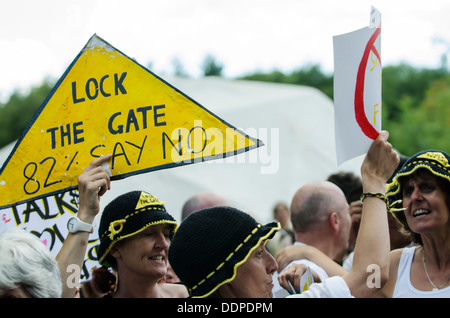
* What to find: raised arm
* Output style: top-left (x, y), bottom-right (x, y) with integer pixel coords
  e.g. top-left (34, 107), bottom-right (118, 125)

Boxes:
top-left (56, 154), bottom-right (112, 298)
top-left (342, 131), bottom-right (399, 297)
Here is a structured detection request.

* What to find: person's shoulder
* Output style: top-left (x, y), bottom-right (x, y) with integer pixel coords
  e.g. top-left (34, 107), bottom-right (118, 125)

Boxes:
top-left (378, 246), bottom-right (416, 297)
top-left (390, 248), bottom-right (404, 260)
top-left (390, 245), bottom-right (417, 264)
top-left (389, 247), bottom-right (408, 273)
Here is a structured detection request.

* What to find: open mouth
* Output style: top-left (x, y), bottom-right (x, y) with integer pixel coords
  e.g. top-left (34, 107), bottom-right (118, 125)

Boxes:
top-left (412, 208), bottom-right (431, 217)
top-left (149, 256), bottom-right (165, 261)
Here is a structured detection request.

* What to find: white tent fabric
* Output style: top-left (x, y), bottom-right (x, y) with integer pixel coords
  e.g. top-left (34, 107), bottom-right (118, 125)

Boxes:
top-left (0, 76), bottom-right (364, 224)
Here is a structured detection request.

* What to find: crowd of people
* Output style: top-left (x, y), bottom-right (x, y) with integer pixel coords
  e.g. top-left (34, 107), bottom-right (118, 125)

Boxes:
top-left (0, 131), bottom-right (449, 298)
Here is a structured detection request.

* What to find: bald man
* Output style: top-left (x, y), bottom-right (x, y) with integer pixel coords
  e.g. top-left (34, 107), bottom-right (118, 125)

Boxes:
top-left (181, 192), bottom-right (229, 221)
top-left (272, 181), bottom-right (351, 297)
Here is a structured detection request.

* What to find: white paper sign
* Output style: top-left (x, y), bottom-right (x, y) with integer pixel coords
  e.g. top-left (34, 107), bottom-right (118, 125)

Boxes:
top-left (272, 265), bottom-right (315, 297)
top-left (299, 266), bottom-right (314, 293)
top-left (333, 7), bottom-right (382, 165)
top-left (0, 191), bottom-right (99, 283)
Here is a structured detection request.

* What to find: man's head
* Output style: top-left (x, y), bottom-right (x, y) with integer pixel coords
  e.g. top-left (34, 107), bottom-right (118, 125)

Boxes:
top-left (181, 192), bottom-right (229, 221)
top-left (290, 181), bottom-right (351, 261)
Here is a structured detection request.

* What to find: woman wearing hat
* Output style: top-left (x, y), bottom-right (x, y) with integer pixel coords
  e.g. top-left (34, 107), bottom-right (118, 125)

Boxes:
top-left (169, 205), bottom-right (281, 298)
top-left (56, 154), bottom-right (188, 298)
top-left (374, 150), bottom-right (450, 297)
top-left (169, 131), bottom-right (400, 298)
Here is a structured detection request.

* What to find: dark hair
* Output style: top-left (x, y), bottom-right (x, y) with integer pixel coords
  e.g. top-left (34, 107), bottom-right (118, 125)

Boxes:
top-left (327, 171), bottom-right (362, 203)
top-left (92, 266), bottom-right (117, 294)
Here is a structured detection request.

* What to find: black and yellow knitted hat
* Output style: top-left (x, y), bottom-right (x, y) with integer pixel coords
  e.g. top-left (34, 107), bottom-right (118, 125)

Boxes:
top-left (168, 206), bottom-right (280, 298)
top-left (386, 150), bottom-right (450, 227)
top-left (97, 191), bottom-right (177, 267)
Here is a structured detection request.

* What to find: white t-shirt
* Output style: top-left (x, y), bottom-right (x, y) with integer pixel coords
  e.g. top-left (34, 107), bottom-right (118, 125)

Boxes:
top-left (286, 276), bottom-right (353, 298)
top-left (272, 242), bottom-right (329, 298)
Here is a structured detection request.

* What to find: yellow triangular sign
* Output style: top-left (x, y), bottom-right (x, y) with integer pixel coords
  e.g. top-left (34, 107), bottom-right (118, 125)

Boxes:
top-left (0, 34), bottom-right (262, 209)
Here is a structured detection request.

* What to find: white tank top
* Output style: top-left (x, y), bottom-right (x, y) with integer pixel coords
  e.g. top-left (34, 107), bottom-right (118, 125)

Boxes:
top-left (393, 246), bottom-right (450, 298)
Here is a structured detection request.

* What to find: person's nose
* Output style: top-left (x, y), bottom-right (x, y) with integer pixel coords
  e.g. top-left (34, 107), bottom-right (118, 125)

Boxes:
top-left (265, 251), bottom-right (278, 275)
top-left (154, 232), bottom-right (170, 249)
top-left (410, 186), bottom-right (424, 202)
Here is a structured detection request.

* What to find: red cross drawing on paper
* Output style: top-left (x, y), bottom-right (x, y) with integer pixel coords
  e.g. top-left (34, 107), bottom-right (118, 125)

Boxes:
top-left (354, 25), bottom-right (381, 140)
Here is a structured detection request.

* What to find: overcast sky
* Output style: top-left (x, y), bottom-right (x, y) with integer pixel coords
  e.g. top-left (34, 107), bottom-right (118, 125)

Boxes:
top-left (2, 0), bottom-right (450, 101)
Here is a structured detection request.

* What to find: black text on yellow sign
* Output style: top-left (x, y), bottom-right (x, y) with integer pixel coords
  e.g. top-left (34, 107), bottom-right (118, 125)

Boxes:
top-left (0, 34), bottom-right (262, 209)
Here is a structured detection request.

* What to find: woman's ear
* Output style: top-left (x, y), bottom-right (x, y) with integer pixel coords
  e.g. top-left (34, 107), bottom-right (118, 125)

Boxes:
top-left (110, 244), bottom-right (121, 259)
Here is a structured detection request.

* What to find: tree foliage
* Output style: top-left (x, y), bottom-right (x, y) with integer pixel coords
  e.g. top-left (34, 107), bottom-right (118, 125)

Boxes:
top-left (0, 59), bottom-right (448, 157)
top-left (0, 80), bottom-right (53, 147)
top-left (201, 54), bottom-right (224, 77)
top-left (385, 76), bottom-right (450, 156)
top-left (240, 62), bottom-right (449, 156)
top-left (240, 64), bottom-right (334, 98)
top-left (381, 63), bottom-right (448, 121)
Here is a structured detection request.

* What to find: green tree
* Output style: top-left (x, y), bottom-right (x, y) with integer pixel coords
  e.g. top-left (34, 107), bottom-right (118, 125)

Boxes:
top-left (382, 63), bottom-right (448, 121)
top-left (201, 54), bottom-right (224, 77)
top-left (0, 79), bottom-right (54, 147)
top-left (2, 61), bottom-right (448, 157)
top-left (385, 76), bottom-right (450, 156)
top-left (286, 64), bottom-right (333, 98)
top-left (171, 57), bottom-right (189, 77)
top-left (240, 64), bottom-right (333, 99)
top-left (241, 62), bottom-right (449, 155)
top-left (239, 69), bottom-right (287, 84)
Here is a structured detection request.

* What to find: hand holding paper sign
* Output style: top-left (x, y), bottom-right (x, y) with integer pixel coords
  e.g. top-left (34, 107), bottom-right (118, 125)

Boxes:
top-left (299, 266), bottom-right (315, 293)
top-left (333, 7), bottom-right (382, 165)
top-left (76, 154), bottom-right (112, 223)
top-left (277, 263), bottom-right (316, 294)
top-left (0, 34), bottom-right (262, 209)
top-left (56, 154), bottom-right (112, 298)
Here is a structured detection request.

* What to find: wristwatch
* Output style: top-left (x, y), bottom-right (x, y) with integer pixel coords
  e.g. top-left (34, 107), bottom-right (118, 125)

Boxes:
top-left (67, 217), bottom-right (94, 234)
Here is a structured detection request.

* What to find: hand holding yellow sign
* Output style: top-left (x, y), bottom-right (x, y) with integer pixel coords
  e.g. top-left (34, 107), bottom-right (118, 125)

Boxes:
top-left (0, 34), bottom-right (262, 209)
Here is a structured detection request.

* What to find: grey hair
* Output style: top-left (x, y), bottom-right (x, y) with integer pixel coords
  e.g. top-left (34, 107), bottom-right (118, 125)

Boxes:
top-left (0, 227), bottom-right (62, 298)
